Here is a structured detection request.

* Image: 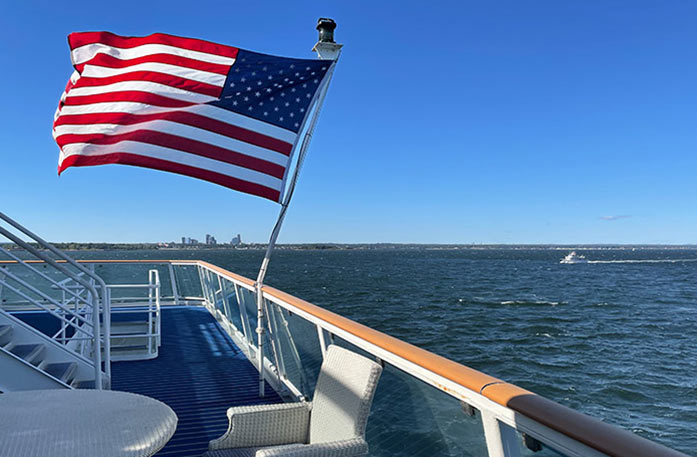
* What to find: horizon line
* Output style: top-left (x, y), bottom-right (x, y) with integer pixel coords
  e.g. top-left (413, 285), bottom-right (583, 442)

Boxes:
top-left (2, 242), bottom-right (697, 247)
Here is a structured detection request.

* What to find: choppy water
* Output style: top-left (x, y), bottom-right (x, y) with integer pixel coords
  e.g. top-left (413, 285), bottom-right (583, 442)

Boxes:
top-left (73, 247), bottom-right (697, 454)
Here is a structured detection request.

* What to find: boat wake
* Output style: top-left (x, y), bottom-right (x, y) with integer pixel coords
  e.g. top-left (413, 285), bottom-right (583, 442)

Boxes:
top-left (587, 259), bottom-right (697, 264)
top-left (499, 300), bottom-right (565, 306)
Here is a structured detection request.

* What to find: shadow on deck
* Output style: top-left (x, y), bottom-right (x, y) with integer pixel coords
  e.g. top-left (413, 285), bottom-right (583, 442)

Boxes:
top-left (111, 306), bottom-right (283, 457)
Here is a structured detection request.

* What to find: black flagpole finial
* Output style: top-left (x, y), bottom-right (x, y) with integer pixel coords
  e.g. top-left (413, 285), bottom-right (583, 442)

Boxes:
top-left (316, 18), bottom-right (336, 43)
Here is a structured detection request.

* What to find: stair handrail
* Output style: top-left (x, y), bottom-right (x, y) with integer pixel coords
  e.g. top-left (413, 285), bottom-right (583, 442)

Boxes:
top-left (0, 268), bottom-right (95, 329)
top-left (0, 212), bottom-right (110, 388)
top-left (0, 248), bottom-right (94, 309)
top-left (0, 251), bottom-right (98, 353)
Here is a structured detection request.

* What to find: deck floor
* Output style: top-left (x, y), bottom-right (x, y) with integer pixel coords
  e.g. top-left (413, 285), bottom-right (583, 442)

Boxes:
top-left (111, 307), bottom-right (283, 457)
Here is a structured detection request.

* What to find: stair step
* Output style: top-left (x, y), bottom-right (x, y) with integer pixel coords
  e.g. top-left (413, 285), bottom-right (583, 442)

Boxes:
top-left (111, 322), bottom-right (150, 335)
top-left (44, 362), bottom-right (78, 384)
top-left (74, 379), bottom-right (97, 389)
top-left (111, 336), bottom-right (150, 348)
top-left (110, 345), bottom-right (157, 361)
top-left (10, 343), bottom-right (45, 365)
top-left (112, 344), bottom-right (153, 353)
top-left (0, 324), bottom-right (12, 347)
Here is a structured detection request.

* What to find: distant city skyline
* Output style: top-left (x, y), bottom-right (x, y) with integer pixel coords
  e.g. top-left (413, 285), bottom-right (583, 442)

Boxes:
top-left (178, 233), bottom-right (242, 246)
top-left (1, 1), bottom-right (696, 244)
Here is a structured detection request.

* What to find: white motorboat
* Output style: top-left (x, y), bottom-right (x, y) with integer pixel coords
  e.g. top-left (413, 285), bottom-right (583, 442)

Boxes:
top-left (560, 251), bottom-right (589, 264)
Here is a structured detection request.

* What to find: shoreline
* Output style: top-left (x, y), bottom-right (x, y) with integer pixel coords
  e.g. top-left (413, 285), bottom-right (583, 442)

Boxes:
top-left (2, 243), bottom-right (697, 251)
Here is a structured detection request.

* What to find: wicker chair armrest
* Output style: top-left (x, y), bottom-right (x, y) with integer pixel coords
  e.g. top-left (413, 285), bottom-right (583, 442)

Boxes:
top-left (208, 402), bottom-right (311, 450)
top-left (257, 438), bottom-right (369, 457)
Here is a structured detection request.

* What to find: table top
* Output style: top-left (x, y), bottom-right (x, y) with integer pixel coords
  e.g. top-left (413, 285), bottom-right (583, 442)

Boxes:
top-left (0, 389), bottom-right (178, 457)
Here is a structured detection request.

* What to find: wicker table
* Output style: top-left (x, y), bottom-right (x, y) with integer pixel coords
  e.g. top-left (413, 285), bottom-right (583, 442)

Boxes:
top-left (0, 389), bottom-right (177, 457)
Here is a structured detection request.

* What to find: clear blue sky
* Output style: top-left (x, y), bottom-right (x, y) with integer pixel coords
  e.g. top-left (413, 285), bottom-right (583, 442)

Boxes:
top-left (1, 1), bottom-right (695, 244)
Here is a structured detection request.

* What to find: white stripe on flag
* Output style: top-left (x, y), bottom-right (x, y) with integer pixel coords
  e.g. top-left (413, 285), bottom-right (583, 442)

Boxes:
top-left (65, 81), bottom-right (218, 104)
top-left (57, 102), bottom-right (297, 144)
top-left (59, 141), bottom-right (283, 190)
top-left (54, 121), bottom-right (292, 167)
top-left (80, 62), bottom-right (227, 86)
top-left (71, 43), bottom-right (236, 66)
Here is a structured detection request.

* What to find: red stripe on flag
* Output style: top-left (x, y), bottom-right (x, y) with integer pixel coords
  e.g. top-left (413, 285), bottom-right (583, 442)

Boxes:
top-left (62, 91), bottom-right (196, 108)
top-left (56, 129), bottom-right (286, 179)
top-left (74, 52), bottom-right (231, 75)
top-left (59, 153), bottom-right (280, 202)
top-left (69, 32), bottom-right (239, 59)
top-left (54, 112), bottom-right (293, 156)
top-left (73, 72), bottom-right (223, 97)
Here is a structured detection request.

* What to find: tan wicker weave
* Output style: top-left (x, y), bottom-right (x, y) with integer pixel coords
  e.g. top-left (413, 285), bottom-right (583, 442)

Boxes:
top-left (206, 345), bottom-right (382, 457)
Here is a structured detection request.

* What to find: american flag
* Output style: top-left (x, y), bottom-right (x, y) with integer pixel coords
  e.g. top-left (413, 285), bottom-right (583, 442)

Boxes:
top-left (53, 32), bottom-right (333, 202)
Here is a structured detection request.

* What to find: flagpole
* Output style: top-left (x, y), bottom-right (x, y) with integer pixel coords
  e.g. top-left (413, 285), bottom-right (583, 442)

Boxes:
top-left (255, 18), bottom-right (342, 397)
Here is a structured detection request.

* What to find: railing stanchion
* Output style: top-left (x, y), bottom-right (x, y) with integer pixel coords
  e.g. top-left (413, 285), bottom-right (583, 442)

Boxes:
top-left (168, 263), bottom-right (179, 305)
top-left (317, 325), bottom-right (328, 358)
top-left (91, 280), bottom-right (102, 390)
top-left (104, 283), bottom-right (111, 384)
top-left (148, 271), bottom-right (154, 355)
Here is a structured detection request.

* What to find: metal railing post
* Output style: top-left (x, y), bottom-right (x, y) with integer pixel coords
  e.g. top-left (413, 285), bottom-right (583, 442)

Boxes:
top-left (155, 274), bottom-right (161, 346)
top-left (148, 272), bottom-right (154, 355)
top-left (168, 263), bottom-right (179, 305)
top-left (317, 325), bottom-right (329, 358)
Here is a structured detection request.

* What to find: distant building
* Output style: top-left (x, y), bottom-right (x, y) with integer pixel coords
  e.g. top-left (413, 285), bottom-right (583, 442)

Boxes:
top-left (190, 238), bottom-right (199, 245)
top-left (231, 234), bottom-right (242, 246)
top-left (205, 234), bottom-right (217, 245)
top-left (181, 237), bottom-right (186, 245)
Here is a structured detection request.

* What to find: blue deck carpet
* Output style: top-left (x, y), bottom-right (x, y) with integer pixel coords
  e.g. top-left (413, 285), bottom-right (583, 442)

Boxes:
top-left (111, 307), bottom-right (283, 457)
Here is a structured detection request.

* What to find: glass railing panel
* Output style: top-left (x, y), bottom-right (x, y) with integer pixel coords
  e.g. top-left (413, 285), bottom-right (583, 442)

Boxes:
top-left (266, 301), bottom-right (323, 399)
top-left (201, 268), bottom-right (216, 306)
top-left (150, 264), bottom-right (173, 297)
top-left (332, 337), bottom-right (489, 457)
top-left (0, 263), bottom-right (41, 307)
top-left (262, 301), bottom-right (280, 380)
top-left (241, 286), bottom-right (258, 341)
top-left (172, 264), bottom-right (203, 298)
top-left (237, 286), bottom-right (257, 347)
top-left (199, 267), bottom-right (210, 303)
top-left (219, 278), bottom-right (244, 332)
top-left (208, 271), bottom-right (221, 308)
top-left (92, 263), bottom-right (173, 302)
top-left (94, 262), bottom-right (146, 285)
top-left (211, 275), bottom-right (226, 316)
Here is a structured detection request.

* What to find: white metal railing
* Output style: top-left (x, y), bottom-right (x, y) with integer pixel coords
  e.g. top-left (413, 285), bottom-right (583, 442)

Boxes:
top-left (0, 212), bottom-right (110, 388)
top-left (48, 269), bottom-right (162, 358)
top-left (105, 269), bottom-right (162, 355)
top-left (49, 273), bottom-right (94, 359)
top-left (186, 260), bottom-right (685, 457)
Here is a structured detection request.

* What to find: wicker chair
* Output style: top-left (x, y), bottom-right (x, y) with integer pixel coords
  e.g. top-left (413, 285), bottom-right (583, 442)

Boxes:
top-left (204, 345), bottom-right (383, 457)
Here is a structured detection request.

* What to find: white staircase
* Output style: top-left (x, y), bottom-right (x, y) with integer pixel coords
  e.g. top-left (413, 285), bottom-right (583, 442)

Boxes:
top-left (0, 211), bottom-right (111, 391)
top-left (0, 309), bottom-right (103, 390)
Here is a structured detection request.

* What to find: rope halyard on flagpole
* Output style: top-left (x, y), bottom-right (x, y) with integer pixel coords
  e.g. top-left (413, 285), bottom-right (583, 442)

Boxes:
top-left (255, 19), bottom-right (342, 397)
